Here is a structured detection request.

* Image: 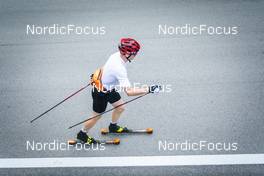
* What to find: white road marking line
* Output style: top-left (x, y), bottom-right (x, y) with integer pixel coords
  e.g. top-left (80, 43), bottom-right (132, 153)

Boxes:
top-left (0, 154), bottom-right (264, 168)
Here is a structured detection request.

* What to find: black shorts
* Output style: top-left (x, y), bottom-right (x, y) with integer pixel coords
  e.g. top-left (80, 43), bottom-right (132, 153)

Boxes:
top-left (92, 88), bottom-right (121, 113)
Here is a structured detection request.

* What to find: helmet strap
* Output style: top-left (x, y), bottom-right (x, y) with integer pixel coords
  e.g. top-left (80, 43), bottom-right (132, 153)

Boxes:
top-left (126, 54), bottom-right (132, 63)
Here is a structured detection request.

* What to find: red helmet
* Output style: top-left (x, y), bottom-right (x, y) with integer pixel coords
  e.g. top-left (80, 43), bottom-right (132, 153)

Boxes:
top-left (118, 38), bottom-right (140, 56)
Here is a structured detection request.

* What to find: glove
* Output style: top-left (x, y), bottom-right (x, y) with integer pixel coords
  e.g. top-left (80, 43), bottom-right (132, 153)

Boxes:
top-left (149, 85), bottom-right (162, 93)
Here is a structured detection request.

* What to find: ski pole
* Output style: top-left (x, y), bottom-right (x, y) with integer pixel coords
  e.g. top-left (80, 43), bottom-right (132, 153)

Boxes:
top-left (30, 83), bottom-right (91, 123)
top-left (68, 92), bottom-right (150, 129)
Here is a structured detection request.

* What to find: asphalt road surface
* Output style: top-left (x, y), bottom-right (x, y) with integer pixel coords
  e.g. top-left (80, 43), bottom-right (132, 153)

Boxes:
top-left (0, 0), bottom-right (264, 175)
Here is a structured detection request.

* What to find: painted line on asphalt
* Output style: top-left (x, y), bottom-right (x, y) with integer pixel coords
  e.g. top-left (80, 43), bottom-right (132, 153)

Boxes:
top-left (0, 154), bottom-right (264, 168)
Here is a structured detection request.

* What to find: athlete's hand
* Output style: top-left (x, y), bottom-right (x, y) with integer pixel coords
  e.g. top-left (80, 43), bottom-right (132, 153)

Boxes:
top-left (149, 85), bottom-right (162, 93)
top-left (90, 74), bottom-right (94, 83)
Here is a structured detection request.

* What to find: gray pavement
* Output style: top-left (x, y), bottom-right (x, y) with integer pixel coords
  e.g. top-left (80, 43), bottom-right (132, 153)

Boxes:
top-left (0, 0), bottom-right (264, 175)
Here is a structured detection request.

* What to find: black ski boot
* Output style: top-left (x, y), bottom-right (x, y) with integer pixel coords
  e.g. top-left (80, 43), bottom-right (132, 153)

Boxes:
top-left (77, 130), bottom-right (96, 144)
top-left (109, 123), bottom-right (130, 133)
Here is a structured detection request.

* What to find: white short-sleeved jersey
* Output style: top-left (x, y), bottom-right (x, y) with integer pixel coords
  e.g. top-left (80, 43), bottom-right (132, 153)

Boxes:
top-left (101, 52), bottom-right (131, 90)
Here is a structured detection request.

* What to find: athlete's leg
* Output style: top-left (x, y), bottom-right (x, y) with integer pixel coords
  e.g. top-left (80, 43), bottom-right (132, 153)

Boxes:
top-left (111, 99), bottom-right (125, 123)
top-left (77, 88), bottom-right (107, 143)
top-left (77, 111), bottom-right (102, 143)
top-left (109, 99), bottom-right (129, 133)
top-left (82, 88), bottom-right (107, 131)
top-left (82, 111), bottom-right (101, 132)
top-left (107, 90), bottom-right (128, 133)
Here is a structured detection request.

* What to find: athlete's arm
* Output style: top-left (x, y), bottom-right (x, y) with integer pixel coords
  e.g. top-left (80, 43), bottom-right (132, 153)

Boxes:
top-left (125, 85), bottom-right (162, 96)
top-left (116, 69), bottom-right (162, 96)
top-left (124, 87), bottom-right (149, 96)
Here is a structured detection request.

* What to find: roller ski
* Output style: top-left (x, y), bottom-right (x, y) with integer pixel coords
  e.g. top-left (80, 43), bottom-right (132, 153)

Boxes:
top-left (68, 130), bottom-right (120, 145)
top-left (101, 123), bottom-right (153, 135)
